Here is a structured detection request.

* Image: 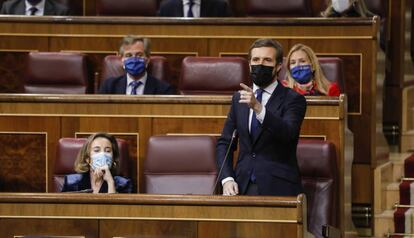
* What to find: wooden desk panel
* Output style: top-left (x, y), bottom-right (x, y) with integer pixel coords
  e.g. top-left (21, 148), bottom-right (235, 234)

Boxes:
top-left (0, 94), bottom-right (353, 237)
top-left (0, 16), bottom-right (379, 168)
top-left (0, 193), bottom-right (309, 238)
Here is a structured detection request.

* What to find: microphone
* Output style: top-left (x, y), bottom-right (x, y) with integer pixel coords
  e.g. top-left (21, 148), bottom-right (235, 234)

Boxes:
top-left (212, 129), bottom-right (237, 195)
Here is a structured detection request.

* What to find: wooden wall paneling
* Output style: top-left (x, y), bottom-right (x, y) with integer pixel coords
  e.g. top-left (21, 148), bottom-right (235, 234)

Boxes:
top-left (384, 0), bottom-right (406, 146)
top-left (0, 116), bottom-right (60, 192)
top-left (0, 95), bottom-right (353, 236)
top-left (100, 220), bottom-right (197, 238)
top-left (137, 117), bottom-right (152, 192)
top-left (197, 222), bottom-right (299, 238)
top-left (0, 133), bottom-right (46, 192)
top-left (152, 37), bottom-right (207, 87)
top-left (401, 85), bottom-right (414, 151)
top-left (352, 164), bottom-right (372, 204)
top-left (0, 193), bottom-right (308, 238)
top-left (0, 35), bottom-right (48, 93)
top-left (0, 51), bottom-right (28, 93)
top-left (0, 219), bottom-right (98, 237)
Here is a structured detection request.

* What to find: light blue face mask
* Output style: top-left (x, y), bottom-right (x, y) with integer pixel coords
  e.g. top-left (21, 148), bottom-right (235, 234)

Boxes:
top-left (90, 152), bottom-right (113, 170)
top-left (290, 64), bottom-right (313, 84)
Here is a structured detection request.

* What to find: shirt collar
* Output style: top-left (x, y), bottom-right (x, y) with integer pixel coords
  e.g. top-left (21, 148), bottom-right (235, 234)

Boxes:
top-left (183, 0), bottom-right (201, 5)
top-left (253, 79), bottom-right (278, 95)
top-left (127, 72), bottom-right (147, 88)
top-left (25, 0), bottom-right (45, 11)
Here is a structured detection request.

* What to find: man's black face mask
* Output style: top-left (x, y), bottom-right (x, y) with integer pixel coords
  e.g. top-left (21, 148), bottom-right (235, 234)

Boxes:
top-left (250, 64), bottom-right (275, 88)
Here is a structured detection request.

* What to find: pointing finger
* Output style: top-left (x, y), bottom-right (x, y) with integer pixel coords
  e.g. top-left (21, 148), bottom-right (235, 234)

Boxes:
top-left (240, 83), bottom-right (253, 92)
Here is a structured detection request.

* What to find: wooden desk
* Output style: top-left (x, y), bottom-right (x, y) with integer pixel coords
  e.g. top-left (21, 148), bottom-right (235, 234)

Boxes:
top-left (0, 16), bottom-right (378, 164)
top-left (0, 193), bottom-right (311, 238)
top-left (0, 94), bottom-right (354, 236)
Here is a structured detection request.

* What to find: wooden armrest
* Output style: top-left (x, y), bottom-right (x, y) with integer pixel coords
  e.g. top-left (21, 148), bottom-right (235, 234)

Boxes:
top-left (322, 225), bottom-right (341, 238)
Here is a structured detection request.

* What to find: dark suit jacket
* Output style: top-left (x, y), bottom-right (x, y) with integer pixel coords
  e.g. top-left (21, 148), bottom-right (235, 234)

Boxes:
top-left (0, 0), bottom-right (70, 15)
top-left (158, 0), bottom-right (232, 17)
top-left (98, 74), bottom-right (177, 95)
top-left (61, 173), bottom-right (132, 193)
top-left (216, 83), bottom-right (307, 196)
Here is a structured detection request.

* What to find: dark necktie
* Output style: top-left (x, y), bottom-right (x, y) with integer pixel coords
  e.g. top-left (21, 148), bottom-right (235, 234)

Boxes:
top-left (129, 81), bottom-right (142, 95)
top-left (187, 0), bottom-right (194, 17)
top-left (29, 7), bottom-right (38, 16)
top-left (250, 88), bottom-right (263, 138)
top-left (250, 88), bottom-right (264, 183)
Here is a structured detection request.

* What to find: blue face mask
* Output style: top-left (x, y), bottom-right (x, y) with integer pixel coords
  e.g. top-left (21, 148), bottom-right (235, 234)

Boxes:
top-left (90, 152), bottom-right (113, 171)
top-left (290, 64), bottom-right (313, 84)
top-left (124, 57), bottom-right (146, 77)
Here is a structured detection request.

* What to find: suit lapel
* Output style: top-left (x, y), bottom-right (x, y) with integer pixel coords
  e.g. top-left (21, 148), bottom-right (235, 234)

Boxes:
top-left (116, 75), bottom-right (127, 94)
top-left (176, 0), bottom-right (184, 17)
top-left (143, 75), bottom-right (156, 95)
top-left (44, 0), bottom-right (55, 15)
top-left (200, 0), bottom-right (208, 17)
top-left (238, 95), bottom-right (251, 143)
top-left (16, 0), bottom-right (26, 15)
top-left (251, 84), bottom-right (286, 145)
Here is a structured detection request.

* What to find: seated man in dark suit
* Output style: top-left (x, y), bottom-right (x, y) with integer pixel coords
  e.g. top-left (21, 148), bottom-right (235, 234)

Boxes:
top-left (0, 0), bottom-right (70, 16)
top-left (158, 0), bottom-right (232, 17)
top-left (99, 35), bottom-right (176, 95)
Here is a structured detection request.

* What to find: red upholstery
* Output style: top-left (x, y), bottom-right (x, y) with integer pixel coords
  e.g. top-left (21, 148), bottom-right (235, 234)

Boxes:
top-left (179, 56), bottom-right (251, 95)
top-left (99, 55), bottom-right (171, 89)
top-left (245, 0), bottom-right (311, 17)
top-left (144, 136), bottom-right (217, 195)
top-left (365, 0), bottom-right (387, 17)
top-left (96, 0), bottom-right (158, 16)
top-left (279, 57), bottom-right (345, 93)
top-left (53, 137), bottom-right (131, 192)
top-left (53, 0), bottom-right (83, 15)
top-left (297, 139), bottom-right (338, 238)
top-left (24, 52), bottom-right (91, 94)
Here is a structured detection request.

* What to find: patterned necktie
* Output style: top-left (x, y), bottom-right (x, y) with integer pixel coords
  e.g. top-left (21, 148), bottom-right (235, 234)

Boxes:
top-left (250, 88), bottom-right (263, 138)
top-left (187, 0), bottom-right (194, 17)
top-left (129, 81), bottom-right (142, 95)
top-left (29, 7), bottom-right (38, 15)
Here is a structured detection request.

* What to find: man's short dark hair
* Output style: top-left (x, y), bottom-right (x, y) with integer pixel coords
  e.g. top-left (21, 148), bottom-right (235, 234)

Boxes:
top-left (248, 38), bottom-right (283, 65)
top-left (119, 35), bottom-right (151, 57)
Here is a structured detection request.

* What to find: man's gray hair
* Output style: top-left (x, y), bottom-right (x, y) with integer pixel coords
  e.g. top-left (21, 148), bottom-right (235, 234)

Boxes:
top-left (119, 35), bottom-right (151, 57)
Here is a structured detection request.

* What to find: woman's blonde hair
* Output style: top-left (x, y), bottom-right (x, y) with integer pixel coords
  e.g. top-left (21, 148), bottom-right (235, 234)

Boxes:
top-left (74, 132), bottom-right (120, 174)
top-left (285, 44), bottom-right (331, 95)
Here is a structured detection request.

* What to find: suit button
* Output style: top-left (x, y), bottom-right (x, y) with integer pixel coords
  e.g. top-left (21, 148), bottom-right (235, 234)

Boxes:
top-left (252, 153), bottom-right (256, 159)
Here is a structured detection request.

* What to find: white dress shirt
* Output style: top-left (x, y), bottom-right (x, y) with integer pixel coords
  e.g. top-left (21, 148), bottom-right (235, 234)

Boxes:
top-left (183, 0), bottom-right (201, 17)
top-left (126, 72), bottom-right (147, 95)
top-left (221, 80), bottom-right (279, 186)
top-left (25, 0), bottom-right (45, 16)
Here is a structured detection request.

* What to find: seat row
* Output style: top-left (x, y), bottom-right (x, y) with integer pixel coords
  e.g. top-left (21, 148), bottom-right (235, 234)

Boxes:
top-left (53, 135), bottom-right (338, 238)
top-left (24, 52), bottom-right (345, 95)
top-left (3, 0), bottom-right (385, 18)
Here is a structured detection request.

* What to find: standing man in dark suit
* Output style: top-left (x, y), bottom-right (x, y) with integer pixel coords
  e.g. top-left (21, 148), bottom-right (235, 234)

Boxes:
top-left (158, 0), bottom-right (232, 17)
top-left (216, 38), bottom-right (307, 196)
top-left (99, 35), bottom-right (176, 95)
top-left (0, 0), bottom-right (70, 16)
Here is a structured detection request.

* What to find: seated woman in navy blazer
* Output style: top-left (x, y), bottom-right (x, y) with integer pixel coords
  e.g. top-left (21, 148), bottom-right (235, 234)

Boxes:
top-left (62, 132), bottom-right (132, 193)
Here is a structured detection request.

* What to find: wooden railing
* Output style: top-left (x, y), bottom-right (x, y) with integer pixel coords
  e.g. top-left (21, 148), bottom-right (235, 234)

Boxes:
top-left (0, 193), bottom-right (311, 238)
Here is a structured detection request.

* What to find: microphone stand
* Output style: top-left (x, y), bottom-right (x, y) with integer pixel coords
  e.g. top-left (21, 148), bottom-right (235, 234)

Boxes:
top-left (212, 129), bottom-right (237, 195)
